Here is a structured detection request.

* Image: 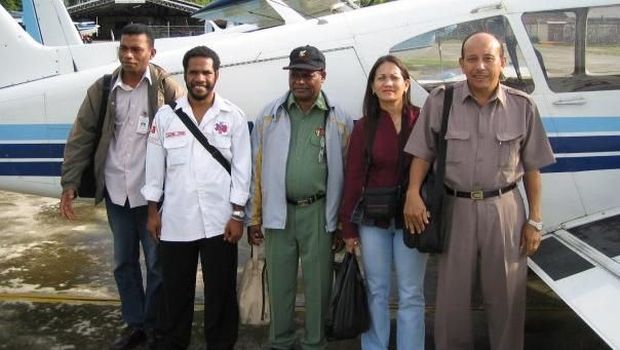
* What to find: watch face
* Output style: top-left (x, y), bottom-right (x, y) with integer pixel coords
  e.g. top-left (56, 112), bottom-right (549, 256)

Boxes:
top-left (529, 220), bottom-right (542, 230)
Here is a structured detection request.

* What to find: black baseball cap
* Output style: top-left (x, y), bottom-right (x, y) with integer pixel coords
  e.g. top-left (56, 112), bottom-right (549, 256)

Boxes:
top-left (283, 45), bottom-right (325, 71)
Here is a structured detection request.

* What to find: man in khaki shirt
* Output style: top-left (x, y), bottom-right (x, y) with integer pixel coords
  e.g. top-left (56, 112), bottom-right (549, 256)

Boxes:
top-left (403, 32), bottom-right (555, 350)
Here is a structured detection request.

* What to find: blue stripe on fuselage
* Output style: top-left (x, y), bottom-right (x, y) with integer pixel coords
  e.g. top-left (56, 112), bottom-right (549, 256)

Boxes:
top-left (0, 144), bottom-right (65, 158)
top-left (0, 162), bottom-right (62, 176)
top-left (0, 124), bottom-right (72, 141)
top-left (542, 117), bottom-right (620, 133)
top-left (0, 119), bottom-right (619, 176)
top-left (549, 135), bottom-right (620, 154)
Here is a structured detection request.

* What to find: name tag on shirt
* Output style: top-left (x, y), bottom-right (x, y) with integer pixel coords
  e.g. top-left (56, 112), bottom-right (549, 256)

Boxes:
top-left (136, 114), bottom-right (150, 134)
top-left (165, 131), bottom-right (186, 138)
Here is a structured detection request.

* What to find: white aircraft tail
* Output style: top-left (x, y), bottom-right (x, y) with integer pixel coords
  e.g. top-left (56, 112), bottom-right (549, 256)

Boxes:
top-left (21, 0), bottom-right (82, 46)
top-left (0, 5), bottom-right (77, 89)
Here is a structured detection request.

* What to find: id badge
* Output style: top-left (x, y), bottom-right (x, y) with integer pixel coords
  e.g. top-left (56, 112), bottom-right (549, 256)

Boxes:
top-left (136, 113), bottom-right (149, 134)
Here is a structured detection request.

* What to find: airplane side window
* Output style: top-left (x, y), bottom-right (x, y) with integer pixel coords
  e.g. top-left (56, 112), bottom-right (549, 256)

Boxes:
top-left (585, 7), bottom-right (620, 84)
top-left (389, 16), bottom-right (534, 93)
top-left (523, 6), bottom-right (620, 93)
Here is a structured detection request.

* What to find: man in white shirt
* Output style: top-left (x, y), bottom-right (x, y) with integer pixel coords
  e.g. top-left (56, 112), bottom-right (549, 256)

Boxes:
top-left (142, 46), bottom-right (251, 350)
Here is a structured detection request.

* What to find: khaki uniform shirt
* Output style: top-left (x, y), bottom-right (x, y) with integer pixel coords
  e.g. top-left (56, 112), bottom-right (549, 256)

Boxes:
top-left (405, 80), bottom-right (555, 191)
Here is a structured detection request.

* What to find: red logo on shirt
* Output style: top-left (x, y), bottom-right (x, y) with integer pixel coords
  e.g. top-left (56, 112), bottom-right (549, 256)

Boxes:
top-left (215, 121), bottom-right (229, 134)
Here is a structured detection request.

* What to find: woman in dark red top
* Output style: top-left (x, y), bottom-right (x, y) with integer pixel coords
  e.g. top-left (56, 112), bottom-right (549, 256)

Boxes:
top-left (339, 55), bottom-right (428, 350)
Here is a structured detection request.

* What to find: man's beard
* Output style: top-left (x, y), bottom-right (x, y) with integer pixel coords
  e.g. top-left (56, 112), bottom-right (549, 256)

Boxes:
top-left (186, 82), bottom-right (213, 101)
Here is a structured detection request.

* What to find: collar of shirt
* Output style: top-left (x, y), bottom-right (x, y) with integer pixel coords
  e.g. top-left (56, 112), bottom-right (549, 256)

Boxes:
top-left (460, 80), bottom-right (507, 106)
top-left (112, 65), bottom-right (152, 92)
top-left (285, 91), bottom-right (328, 115)
top-left (174, 92), bottom-right (232, 125)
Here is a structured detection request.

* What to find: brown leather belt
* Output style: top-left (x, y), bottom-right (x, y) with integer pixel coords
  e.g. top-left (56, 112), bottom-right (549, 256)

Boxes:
top-left (444, 183), bottom-right (517, 200)
top-left (287, 192), bottom-right (325, 206)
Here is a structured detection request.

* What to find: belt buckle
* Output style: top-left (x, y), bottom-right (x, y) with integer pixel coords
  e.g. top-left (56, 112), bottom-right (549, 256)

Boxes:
top-left (470, 190), bottom-right (484, 200)
top-left (298, 198), bottom-right (311, 206)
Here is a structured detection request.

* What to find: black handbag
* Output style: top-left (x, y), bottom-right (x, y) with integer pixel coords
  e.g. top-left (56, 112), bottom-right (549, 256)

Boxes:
top-left (326, 252), bottom-right (370, 340)
top-left (403, 85), bottom-right (454, 253)
top-left (77, 74), bottom-right (112, 198)
top-left (357, 116), bottom-right (410, 222)
top-left (360, 185), bottom-right (401, 221)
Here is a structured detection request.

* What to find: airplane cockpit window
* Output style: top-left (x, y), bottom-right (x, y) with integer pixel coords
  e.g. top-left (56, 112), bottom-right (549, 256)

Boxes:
top-left (522, 6), bottom-right (620, 93)
top-left (390, 16), bottom-right (534, 93)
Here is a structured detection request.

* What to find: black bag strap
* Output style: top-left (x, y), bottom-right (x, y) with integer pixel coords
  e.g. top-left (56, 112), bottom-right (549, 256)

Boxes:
top-left (93, 74), bottom-right (112, 149)
top-left (434, 85), bottom-right (454, 195)
top-left (168, 102), bottom-right (231, 175)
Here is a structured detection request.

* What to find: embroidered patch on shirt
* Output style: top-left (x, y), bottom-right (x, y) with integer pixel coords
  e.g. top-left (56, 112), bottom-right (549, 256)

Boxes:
top-left (315, 127), bottom-right (325, 137)
top-left (214, 121), bottom-right (229, 135)
top-left (165, 130), bottom-right (186, 138)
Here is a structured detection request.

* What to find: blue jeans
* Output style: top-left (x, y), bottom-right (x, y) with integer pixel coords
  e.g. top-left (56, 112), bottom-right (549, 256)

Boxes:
top-left (359, 225), bottom-right (428, 350)
top-left (105, 196), bottom-right (162, 330)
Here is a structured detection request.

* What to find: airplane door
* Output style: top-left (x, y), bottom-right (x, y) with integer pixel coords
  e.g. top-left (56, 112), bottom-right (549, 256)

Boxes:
top-left (519, 6), bottom-right (620, 219)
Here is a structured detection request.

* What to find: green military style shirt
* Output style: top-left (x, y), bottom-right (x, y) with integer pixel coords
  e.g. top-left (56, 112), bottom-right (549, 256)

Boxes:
top-left (285, 92), bottom-right (329, 199)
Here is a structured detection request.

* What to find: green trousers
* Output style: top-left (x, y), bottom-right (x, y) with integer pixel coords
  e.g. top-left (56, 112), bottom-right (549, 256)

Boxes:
top-left (265, 200), bottom-right (333, 350)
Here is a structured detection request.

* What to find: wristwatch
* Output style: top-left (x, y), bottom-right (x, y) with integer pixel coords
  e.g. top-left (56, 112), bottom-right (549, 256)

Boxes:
top-left (231, 210), bottom-right (245, 222)
top-left (527, 219), bottom-right (543, 231)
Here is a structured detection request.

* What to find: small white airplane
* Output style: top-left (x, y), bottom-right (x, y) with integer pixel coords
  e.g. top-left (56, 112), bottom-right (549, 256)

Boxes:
top-left (74, 21), bottom-right (100, 37)
top-left (0, 0), bottom-right (619, 348)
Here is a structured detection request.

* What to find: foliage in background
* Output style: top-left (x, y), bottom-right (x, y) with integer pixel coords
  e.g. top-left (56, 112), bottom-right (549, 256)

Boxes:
top-left (360, 0), bottom-right (387, 7)
top-left (1, 0), bottom-right (20, 11)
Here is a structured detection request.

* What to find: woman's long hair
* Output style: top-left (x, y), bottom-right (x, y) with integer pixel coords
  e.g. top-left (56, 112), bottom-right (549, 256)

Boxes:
top-left (362, 55), bottom-right (413, 159)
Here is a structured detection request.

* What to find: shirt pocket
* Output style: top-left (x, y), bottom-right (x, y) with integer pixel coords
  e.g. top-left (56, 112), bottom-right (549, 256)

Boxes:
top-left (309, 134), bottom-right (327, 164)
top-left (163, 135), bottom-right (189, 166)
top-left (496, 131), bottom-right (522, 173)
top-left (206, 133), bottom-right (232, 151)
top-left (445, 130), bottom-right (470, 164)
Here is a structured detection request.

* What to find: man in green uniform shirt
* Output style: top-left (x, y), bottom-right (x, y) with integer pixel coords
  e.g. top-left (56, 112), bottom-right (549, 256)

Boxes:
top-left (246, 45), bottom-right (353, 350)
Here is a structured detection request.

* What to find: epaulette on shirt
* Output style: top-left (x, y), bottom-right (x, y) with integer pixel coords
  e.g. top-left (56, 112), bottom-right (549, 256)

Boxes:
top-left (502, 84), bottom-right (535, 106)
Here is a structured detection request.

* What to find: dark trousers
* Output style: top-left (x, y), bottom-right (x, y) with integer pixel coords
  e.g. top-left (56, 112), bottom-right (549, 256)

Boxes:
top-left (105, 196), bottom-right (161, 330)
top-left (158, 235), bottom-right (239, 350)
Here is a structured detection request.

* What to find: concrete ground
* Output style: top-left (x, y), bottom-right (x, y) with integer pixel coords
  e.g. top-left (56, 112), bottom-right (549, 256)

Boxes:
top-left (0, 191), bottom-right (611, 350)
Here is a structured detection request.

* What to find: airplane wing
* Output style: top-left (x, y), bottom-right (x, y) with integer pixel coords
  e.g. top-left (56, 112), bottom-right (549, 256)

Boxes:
top-left (285, 0), bottom-right (357, 17)
top-left (192, 0), bottom-right (356, 28)
top-left (529, 212), bottom-right (620, 349)
top-left (193, 0), bottom-right (294, 28)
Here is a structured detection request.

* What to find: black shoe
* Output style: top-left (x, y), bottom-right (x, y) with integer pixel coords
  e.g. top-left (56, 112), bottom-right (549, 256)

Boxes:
top-left (145, 329), bottom-right (161, 350)
top-left (109, 327), bottom-right (146, 350)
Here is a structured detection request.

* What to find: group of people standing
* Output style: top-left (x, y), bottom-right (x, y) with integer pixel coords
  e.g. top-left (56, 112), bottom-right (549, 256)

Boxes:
top-left (60, 22), bottom-right (554, 350)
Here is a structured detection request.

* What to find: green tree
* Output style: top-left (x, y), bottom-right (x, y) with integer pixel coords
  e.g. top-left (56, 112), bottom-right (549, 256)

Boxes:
top-left (1, 0), bottom-right (20, 11)
top-left (360, 0), bottom-right (388, 7)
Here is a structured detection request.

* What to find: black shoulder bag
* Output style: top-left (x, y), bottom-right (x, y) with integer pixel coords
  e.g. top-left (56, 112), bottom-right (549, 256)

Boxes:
top-left (78, 74), bottom-right (112, 198)
top-left (403, 85), bottom-right (453, 253)
top-left (357, 116), bottom-right (410, 222)
top-left (169, 102), bottom-right (231, 175)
